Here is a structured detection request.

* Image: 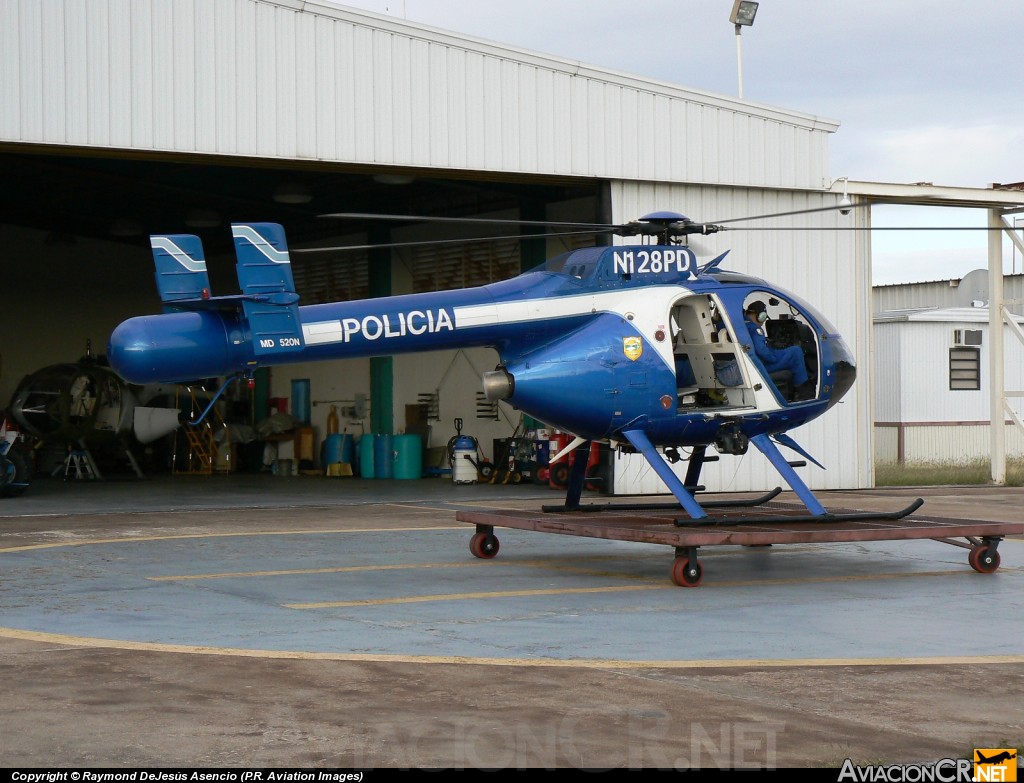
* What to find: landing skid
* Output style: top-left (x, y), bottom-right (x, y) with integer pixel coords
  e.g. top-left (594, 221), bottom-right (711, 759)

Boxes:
top-left (673, 497), bottom-right (925, 527)
top-left (543, 487), bottom-right (783, 514)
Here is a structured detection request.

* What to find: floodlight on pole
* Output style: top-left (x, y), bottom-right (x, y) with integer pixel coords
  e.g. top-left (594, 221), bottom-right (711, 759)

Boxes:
top-left (729, 0), bottom-right (759, 99)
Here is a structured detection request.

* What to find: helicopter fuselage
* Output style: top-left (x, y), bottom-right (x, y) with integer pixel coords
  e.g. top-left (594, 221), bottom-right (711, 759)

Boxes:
top-left (108, 240), bottom-right (855, 449)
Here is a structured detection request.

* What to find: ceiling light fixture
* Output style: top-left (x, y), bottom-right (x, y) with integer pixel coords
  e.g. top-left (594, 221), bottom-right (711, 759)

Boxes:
top-left (185, 208), bottom-right (221, 228)
top-left (273, 183), bottom-right (313, 204)
top-left (373, 174), bottom-right (415, 186)
top-left (110, 218), bottom-right (143, 237)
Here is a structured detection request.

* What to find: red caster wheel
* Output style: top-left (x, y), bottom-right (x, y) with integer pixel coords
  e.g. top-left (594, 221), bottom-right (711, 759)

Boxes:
top-left (469, 532), bottom-right (500, 559)
top-left (968, 546), bottom-right (1000, 574)
top-left (671, 556), bottom-right (704, 587)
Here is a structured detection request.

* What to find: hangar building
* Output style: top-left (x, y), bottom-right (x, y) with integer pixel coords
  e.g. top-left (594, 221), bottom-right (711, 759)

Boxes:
top-left (1, 0), bottom-right (871, 491)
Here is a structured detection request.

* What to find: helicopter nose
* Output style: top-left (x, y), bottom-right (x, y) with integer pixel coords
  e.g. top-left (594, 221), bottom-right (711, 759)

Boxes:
top-left (827, 360), bottom-right (856, 409)
top-left (108, 311), bottom-right (244, 384)
top-left (825, 337), bottom-right (857, 410)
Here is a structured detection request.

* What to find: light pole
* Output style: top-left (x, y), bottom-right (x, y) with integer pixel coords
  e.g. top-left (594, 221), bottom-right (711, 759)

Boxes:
top-left (729, 0), bottom-right (759, 99)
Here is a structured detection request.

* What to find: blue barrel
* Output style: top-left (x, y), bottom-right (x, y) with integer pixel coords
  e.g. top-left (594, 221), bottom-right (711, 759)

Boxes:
top-left (291, 378), bottom-right (311, 423)
top-left (324, 433), bottom-right (344, 465)
top-left (358, 434), bottom-right (375, 479)
top-left (393, 434), bottom-right (422, 480)
top-left (374, 433), bottom-right (394, 479)
top-left (340, 433), bottom-right (355, 466)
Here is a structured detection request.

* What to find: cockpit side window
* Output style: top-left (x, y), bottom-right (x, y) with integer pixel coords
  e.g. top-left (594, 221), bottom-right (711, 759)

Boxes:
top-left (741, 292), bottom-right (820, 402)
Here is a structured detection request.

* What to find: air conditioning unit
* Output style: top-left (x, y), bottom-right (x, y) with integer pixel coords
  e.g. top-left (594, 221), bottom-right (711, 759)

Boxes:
top-left (953, 329), bottom-right (983, 346)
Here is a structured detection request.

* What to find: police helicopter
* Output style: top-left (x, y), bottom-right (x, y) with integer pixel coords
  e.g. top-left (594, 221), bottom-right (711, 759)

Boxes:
top-left (107, 208), bottom-right (864, 522)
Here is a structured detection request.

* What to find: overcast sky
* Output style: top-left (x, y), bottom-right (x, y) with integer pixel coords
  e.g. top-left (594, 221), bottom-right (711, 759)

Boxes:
top-left (332, 0), bottom-right (1024, 285)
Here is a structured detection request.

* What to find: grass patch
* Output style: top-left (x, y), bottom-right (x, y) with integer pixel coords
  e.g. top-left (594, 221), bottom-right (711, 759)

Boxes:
top-left (875, 459), bottom-right (1024, 487)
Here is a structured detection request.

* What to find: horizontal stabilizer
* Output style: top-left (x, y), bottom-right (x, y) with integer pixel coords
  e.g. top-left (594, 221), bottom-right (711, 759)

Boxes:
top-left (231, 223), bottom-right (304, 356)
top-left (150, 234), bottom-right (212, 312)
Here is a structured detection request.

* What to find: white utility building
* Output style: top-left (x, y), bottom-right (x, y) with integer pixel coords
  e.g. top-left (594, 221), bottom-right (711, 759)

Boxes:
top-left (874, 306), bottom-right (1024, 464)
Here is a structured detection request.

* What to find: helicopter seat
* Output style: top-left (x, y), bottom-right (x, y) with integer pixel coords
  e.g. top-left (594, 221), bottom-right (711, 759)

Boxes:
top-left (677, 384), bottom-right (700, 407)
top-left (769, 369), bottom-right (793, 400)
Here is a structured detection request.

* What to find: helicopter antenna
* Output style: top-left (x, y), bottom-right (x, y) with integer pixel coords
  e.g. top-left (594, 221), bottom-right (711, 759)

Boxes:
top-left (698, 251), bottom-right (731, 274)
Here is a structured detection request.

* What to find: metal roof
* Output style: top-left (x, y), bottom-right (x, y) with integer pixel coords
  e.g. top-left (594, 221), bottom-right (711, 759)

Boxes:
top-left (873, 306), bottom-right (1024, 324)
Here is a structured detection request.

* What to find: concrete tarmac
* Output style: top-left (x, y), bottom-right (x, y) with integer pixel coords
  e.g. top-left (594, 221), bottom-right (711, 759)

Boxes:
top-left (1, 475), bottom-right (1022, 769)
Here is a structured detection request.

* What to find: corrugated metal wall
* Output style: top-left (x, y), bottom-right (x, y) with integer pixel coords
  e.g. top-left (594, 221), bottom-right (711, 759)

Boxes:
top-left (0, 0), bottom-right (836, 187)
top-left (874, 424), bottom-right (1024, 463)
top-left (610, 182), bottom-right (871, 492)
top-left (885, 320), bottom-right (1011, 423)
top-left (872, 323), bottom-right (903, 422)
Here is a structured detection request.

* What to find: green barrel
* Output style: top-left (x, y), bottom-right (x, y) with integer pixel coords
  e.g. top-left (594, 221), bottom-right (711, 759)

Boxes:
top-left (358, 434), bottom-right (375, 479)
top-left (393, 434), bottom-right (423, 480)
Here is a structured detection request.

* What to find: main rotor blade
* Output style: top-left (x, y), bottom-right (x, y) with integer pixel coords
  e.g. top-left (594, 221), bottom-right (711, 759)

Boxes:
top-left (725, 226), bottom-right (1009, 231)
top-left (291, 229), bottom-right (606, 254)
top-left (318, 212), bottom-right (620, 230)
top-left (709, 201), bottom-right (875, 225)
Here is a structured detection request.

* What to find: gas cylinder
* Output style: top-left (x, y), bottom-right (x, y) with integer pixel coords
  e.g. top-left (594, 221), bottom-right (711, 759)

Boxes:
top-left (326, 405), bottom-right (340, 435)
top-left (548, 431), bottom-right (571, 488)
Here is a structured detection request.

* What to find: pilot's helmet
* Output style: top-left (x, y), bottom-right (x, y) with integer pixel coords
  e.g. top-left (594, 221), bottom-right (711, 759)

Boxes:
top-left (745, 300), bottom-right (768, 323)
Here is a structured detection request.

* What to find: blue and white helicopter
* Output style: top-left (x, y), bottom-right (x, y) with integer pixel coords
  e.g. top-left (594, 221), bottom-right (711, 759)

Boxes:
top-left (107, 210), bottom-right (859, 522)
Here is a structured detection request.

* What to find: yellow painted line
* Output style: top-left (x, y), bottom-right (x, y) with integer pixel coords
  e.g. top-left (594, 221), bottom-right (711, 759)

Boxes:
top-left (284, 565), bottom-right (1021, 609)
top-left (0, 525), bottom-right (464, 554)
top-left (2, 626), bottom-right (1023, 669)
top-left (387, 501), bottom-right (539, 513)
top-left (286, 584), bottom-right (661, 609)
top-left (147, 554), bottom-right (667, 583)
top-left (150, 560), bottom-right (490, 581)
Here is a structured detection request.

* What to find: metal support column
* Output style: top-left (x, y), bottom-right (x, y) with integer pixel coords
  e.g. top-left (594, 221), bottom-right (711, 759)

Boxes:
top-left (989, 208), bottom-right (1005, 484)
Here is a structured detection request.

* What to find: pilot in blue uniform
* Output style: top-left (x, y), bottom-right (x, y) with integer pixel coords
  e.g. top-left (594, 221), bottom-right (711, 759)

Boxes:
top-left (744, 301), bottom-right (812, 400)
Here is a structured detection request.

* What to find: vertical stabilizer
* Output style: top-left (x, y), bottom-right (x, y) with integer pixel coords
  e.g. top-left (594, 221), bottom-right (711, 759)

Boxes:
top-left (231, 223), bottom-right (304, 356)
top-left (150, 234), bottom-right (212, 311)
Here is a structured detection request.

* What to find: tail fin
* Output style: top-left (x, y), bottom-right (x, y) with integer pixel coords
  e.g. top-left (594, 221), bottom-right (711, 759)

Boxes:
top-left (150, 234), bottom-right (212, 311)
top-left (230, 223), bottom-right (304, 355)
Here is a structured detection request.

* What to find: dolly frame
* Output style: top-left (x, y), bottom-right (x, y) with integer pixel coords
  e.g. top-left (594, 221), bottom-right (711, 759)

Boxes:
top-left (458, 493), bottom-right (1020, 587)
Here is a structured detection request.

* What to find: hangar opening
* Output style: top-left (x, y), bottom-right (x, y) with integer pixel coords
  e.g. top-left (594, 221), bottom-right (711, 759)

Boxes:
top-left (1, 145), bottom-right (605, 477)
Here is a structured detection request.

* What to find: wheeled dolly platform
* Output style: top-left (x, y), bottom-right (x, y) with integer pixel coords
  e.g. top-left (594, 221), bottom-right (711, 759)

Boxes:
top-left (457, 495), bottom-right (1024, 587)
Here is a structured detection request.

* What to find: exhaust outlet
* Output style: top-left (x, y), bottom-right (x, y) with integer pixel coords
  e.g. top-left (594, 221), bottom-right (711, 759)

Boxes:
top-left (482, 368), bottom-right (515, 401)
